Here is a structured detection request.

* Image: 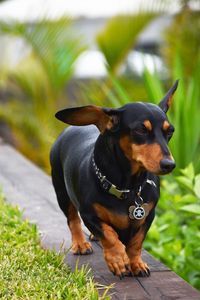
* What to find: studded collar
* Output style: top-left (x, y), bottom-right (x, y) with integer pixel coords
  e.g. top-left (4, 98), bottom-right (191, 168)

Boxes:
top-left (92, 154), bottom-right (157, 201)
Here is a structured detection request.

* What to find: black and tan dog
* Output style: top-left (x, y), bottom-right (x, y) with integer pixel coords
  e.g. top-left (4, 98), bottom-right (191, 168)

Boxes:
top-left (50, 81), bottom-right (178, 278)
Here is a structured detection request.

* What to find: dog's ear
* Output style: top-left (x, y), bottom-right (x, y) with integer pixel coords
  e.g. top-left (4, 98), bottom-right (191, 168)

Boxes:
top-left (159, 80), bottom-right (179, 113)
top-left (55, 105), bottom-right (121, 133)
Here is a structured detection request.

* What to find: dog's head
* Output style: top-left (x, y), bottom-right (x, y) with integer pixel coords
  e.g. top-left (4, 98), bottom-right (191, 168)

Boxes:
top-left (56, 80), bottom-right (178, 175)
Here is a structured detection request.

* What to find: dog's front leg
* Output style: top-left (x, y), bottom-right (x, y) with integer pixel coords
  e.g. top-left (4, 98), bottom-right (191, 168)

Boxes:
top-left (100, 223), bottom-right (131, 278)
top-left (126, 226), bottom-right (150, 277)
top-left (126, 210), bottom-right (155, 277)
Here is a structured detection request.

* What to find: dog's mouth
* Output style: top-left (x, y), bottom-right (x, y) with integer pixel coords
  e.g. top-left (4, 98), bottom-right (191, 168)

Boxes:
top-left (156, 169), bottom-right (174, 176)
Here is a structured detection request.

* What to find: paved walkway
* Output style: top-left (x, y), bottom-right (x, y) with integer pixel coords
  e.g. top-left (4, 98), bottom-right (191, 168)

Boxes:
top-left (0, 140), bottom-right (200, 299)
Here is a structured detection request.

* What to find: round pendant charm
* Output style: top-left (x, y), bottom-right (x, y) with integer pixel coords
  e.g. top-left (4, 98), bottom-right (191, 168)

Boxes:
top-left (133, 206), bottom-right (145, 220)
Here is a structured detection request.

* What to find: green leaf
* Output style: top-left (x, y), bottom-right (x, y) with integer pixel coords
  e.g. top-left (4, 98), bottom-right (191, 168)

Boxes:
top-left (194, 174), bottom-right (200, 198)
top-left (0, 18), bottom-right (86, 99)
top-left (179, 194), bottom-right (198, 205)
top-left (96, 12), bottom-right (157, 74)
top-left (108, 74), bottom-right (130, 105)
top-left (143, 67), bottom-right (164, 103)
top-left (180, 163), bottom-right (195, 181)
top-left (175, 176), bottom-right (193, 192)
top-left (180, 204), bottom-right (200, 215)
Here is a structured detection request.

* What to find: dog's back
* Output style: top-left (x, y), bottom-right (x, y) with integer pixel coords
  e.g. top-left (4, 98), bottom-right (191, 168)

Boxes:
top-left (50, 125), bottom-right (99, 207)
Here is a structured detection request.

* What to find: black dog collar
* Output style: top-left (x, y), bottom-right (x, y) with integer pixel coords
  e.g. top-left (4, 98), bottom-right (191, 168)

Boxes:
top-left (92, 155), bottom-right (157, 220)
top-left (92, 155), bottom-right (156, 200)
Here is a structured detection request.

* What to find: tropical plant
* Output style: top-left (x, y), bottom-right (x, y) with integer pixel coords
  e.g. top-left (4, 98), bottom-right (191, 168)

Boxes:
top-left (0, 18), bottom-right (85, 99)
top-left (96, 12), bottom-right (158, 75)
top-left (145, 163), bottom-right (200, 290)
top-left (78, 76), bottom-right (148, 108)
top-left (162, 6), bottom-right (200, 78)
top-left (0, 18), bottom-right (85, 172)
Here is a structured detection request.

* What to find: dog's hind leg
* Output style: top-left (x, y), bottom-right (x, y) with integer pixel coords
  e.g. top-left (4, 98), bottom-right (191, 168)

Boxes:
top-left (67, 201), bottom-right (93, 255)
top-left (50, 153), bottom-right (93, 255)
top-left (51, 170), bottom-right (93, 255)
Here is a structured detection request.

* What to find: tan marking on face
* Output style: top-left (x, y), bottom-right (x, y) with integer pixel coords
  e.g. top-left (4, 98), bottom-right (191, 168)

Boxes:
top-left (143, 120), bottom-right (152, 131)
top-left (163, 120), bottom-right (170, 131)
top-left (131, 143), bottom-right (164, 174)
top-left (119, 136), bottom-right (142, 174)
top-left (119, 135), bottom-right (165, 174)
top-left (94, 203), bottom-right (129, 230)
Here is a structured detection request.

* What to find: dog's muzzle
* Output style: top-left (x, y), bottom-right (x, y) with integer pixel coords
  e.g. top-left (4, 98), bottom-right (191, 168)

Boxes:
top-left (160, 158), bottom-right (176, 173)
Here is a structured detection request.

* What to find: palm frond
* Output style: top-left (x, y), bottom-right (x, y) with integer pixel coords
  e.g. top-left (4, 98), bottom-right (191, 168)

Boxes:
top-left (96, 12), bottom-right (158, 75)
top-left (0, 18), bottom-right (85, 172)
top-left (0, 18), bottom-right (86, 98)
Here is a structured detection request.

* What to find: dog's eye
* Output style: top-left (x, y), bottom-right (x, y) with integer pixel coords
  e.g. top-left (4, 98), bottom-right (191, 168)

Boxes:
top-left (132, 125), bottom-right (148, 136)
top-left (165, 127), bottom-right (174, 140)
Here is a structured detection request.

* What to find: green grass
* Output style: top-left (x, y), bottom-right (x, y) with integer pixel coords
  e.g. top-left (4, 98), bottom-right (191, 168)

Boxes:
top-left (0, 191), bottom-right (110, 300)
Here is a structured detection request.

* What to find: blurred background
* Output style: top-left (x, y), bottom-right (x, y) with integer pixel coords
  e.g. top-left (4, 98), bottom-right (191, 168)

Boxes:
top-left (0, 0), bottom-right (200, 290)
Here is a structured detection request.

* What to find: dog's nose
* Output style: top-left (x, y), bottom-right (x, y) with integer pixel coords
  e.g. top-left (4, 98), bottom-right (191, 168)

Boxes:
top-left (160, 158), bottom-right (176, 173)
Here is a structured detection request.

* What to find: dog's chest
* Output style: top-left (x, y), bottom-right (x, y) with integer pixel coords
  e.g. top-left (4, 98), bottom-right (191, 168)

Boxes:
top-left (93, 200), bottom-right (154, 231)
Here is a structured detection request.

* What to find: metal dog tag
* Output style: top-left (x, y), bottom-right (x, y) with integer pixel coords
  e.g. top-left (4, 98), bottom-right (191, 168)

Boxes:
top-left (133, 206), bottom-right (145, 219)
top-left (129, 204), bottom-right (149, 220)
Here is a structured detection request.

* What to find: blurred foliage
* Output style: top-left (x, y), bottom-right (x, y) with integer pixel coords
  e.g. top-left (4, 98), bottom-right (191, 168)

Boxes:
top-left (143, 54), bottom-right (200, 173)
top-left (78, 76), bottom-right (148, 108)
top-left (180, 0), bottom-right (200, 5)
top-left (145, 163), bottom-right (200, 290)
top-left (162, 7), bottom-right (200, 78)
top-left (0, 18), bottom-right (85, 99)
top-left (0, 18), bottom-right (85, 173)
top-left (96, 12), bottom-right (158, 75)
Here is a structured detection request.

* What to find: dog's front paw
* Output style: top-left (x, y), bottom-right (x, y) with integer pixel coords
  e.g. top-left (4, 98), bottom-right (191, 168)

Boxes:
top-left (72, 241), bottom-right (93, 255)
top-left (104, 244), bottom-right (131, 279)
top-left (130, 258), bottom-right (150, 277)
